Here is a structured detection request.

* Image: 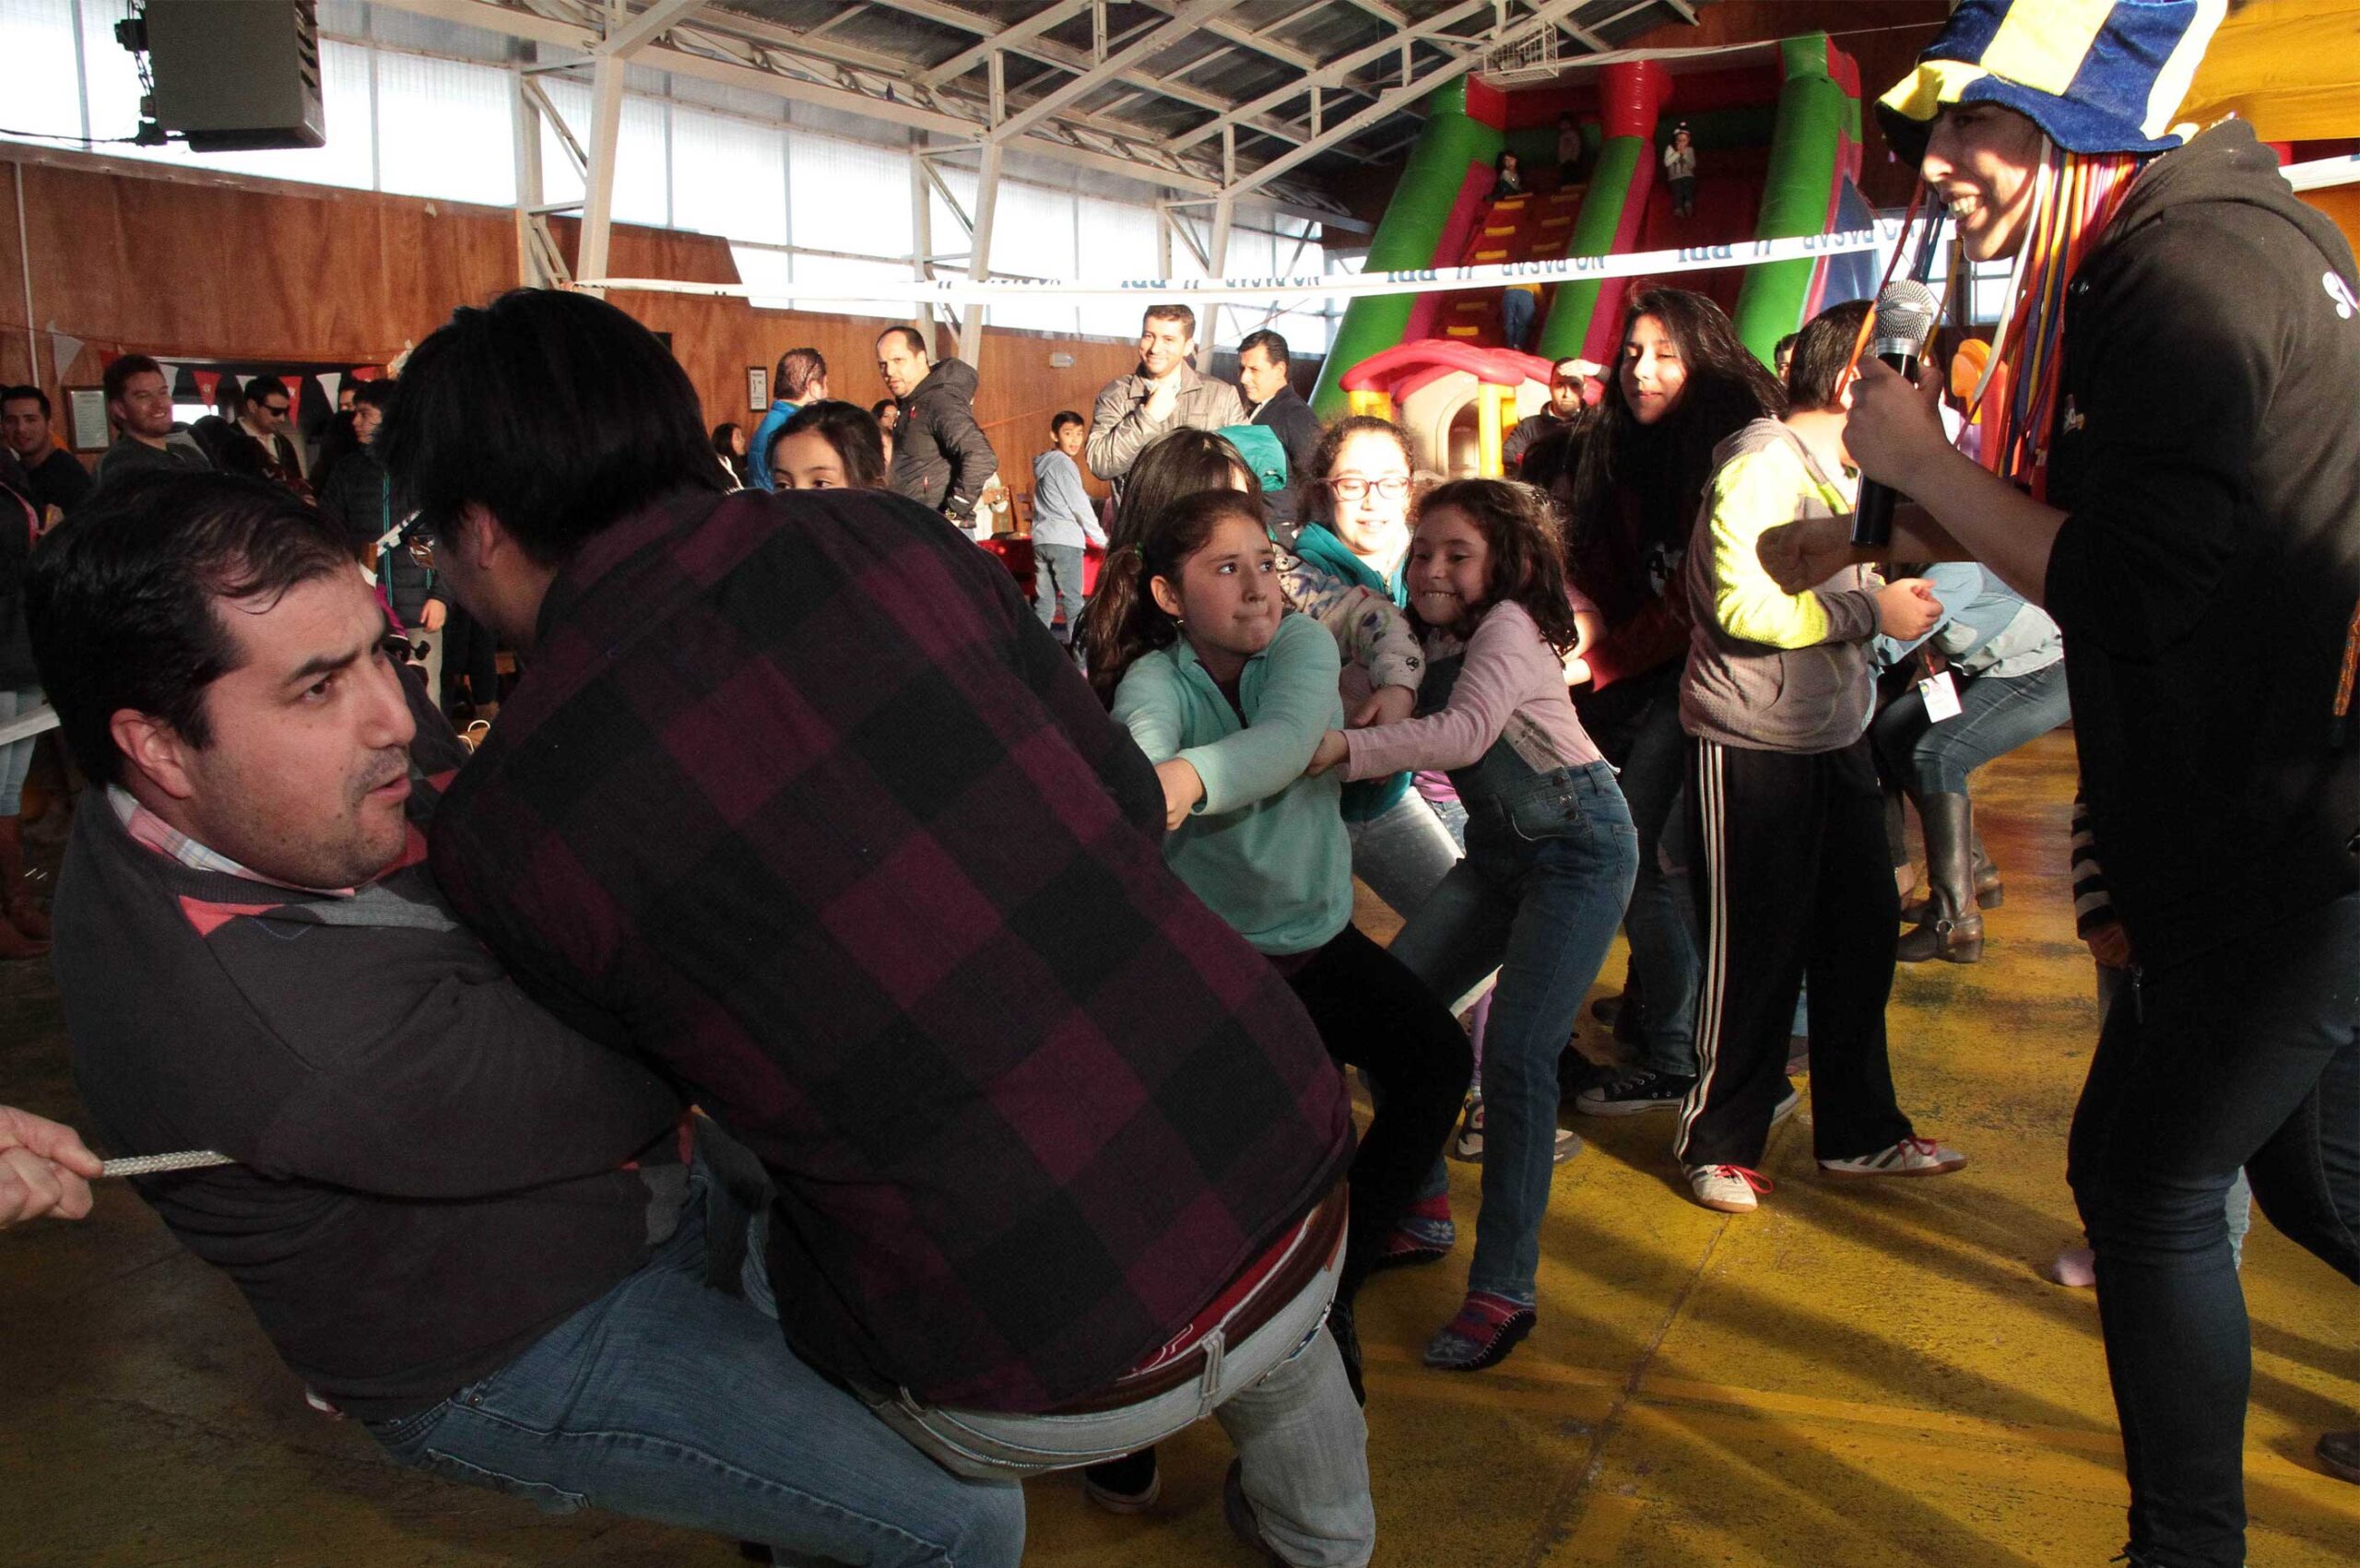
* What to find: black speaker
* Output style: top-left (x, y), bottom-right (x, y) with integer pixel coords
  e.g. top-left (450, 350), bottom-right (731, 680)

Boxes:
top-left (141, 1), bottom-right (326, 153)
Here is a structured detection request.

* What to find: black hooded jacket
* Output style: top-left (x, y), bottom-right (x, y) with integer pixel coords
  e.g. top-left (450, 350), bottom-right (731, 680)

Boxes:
top-left (2043, 121), bottom-right (2360, 971)
top-left (889, 357), bottom-right (997, 523)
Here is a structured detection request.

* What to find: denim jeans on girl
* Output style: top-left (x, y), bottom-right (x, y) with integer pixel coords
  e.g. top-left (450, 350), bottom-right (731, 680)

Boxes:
top-left (1387, 760), bottom-right (1638, 1302)
top-left (1873, 659), bottom-right (2071, 797)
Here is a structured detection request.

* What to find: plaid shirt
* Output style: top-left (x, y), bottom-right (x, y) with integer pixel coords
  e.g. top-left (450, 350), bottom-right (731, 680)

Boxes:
top-left (431, 487), bottom-right (1352, 1412)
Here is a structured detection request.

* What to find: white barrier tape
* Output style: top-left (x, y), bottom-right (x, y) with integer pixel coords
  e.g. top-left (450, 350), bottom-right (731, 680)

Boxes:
top-left (578, 222), bottom-right (1897, 306)
top-left (0, 704), bottom-right (57, 747)
top-left (100, 1150), bottom-right (237, 1178)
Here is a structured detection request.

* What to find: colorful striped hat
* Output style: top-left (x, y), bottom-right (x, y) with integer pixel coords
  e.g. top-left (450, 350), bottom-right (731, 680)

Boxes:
top-left (1879, 0), bottom-right (2227, 164)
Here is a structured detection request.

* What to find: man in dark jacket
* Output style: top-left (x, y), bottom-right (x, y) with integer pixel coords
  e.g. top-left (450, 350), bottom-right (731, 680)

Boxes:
top-left (1501, 356), bottom-right (1597, 472)
top-left (387, 289), bottom-right (1372, 1565)
top-left (875, 325), bottom-right (997, 527)
top-left (89, 356), bottom-right (213, 490)
top-left (27, 472), bottom-right (1025, 1565)
top-left (1774, 6), bottom-right (2360, 1562)
top-left (1236, 329), bottom-right (1322, 527)
top-left (2, 386), bottom-right (92, 521)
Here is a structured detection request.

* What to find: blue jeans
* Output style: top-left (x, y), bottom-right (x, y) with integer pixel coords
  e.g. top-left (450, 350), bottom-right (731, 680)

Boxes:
top-left (2068, 894), bottom-right (2360, 1567)
top-left (0, 690), bottom-right (38, 814)
top-left (1032, 541), bottom-right (1085, 642)
top-left (1345, 786), bottom-right (1462, 923)
top-left (1873, 661), bottom-right (2070, 798)
top-left (367, 1162), bottom-right (1025, 1568)
top-left (1617, 689), bottom-right (1702, 1078)
top-left (1388, 762), bottom-right (1638, 1301)
top-left (1501, 289), bottom-right (1537, 352)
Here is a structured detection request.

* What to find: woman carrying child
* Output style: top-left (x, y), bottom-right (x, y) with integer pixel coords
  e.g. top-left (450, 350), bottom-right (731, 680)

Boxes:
top-left (1310, 478), bottom-right (1637, 1373)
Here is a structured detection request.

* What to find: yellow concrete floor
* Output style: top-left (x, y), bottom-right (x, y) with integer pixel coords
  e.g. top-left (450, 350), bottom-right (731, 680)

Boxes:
top-left (2, 730), bottom-right (2354, 1567)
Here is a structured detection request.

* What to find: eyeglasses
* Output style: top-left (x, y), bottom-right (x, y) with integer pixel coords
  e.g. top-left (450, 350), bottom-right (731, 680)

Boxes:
top-left (261, 402), bottom-right (289, 416)
top-left (1324, 475), bottom-right (1410, 501)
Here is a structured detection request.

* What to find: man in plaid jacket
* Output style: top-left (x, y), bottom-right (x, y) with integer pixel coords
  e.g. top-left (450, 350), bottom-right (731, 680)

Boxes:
top-left (386, 289), bottom-right (1373, 1564)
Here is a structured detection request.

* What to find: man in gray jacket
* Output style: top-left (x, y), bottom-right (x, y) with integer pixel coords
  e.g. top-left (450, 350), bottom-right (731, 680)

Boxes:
top-left (1085, 303), bottom-right (1245, 487)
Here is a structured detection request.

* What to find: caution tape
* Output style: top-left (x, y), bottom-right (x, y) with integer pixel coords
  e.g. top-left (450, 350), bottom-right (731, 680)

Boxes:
top-left (577, 222), bottom-right (1899, 305)
top-left (0, 704), bottom-right (56, 747)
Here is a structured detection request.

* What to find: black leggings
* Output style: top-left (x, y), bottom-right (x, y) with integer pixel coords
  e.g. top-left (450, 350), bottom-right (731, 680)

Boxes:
top-left (439, 604), bottom-right (502, 717)
top-left (1283, 923), bottom-right (1472, 1305)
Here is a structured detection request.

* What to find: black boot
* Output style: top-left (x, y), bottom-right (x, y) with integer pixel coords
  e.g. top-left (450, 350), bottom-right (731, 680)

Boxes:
top-left (1898, 793), bottom-right (1985, 964)
top-left (1900, 833), bottom-right (2002, 923)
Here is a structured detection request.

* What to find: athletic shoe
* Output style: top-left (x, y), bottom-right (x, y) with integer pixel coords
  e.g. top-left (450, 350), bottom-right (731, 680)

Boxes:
top-left (1081, 1448), bottom-right (1161, 1514)
top-left (1422, 1291), bottom-right (1537, 1372)
top-left (1687, 1163), bottom-right (1773, 1213)
top-left (1771, 1083), bottom-right (1800, 1126)
top-left (2045, 1244), bottom-right (2097, 1288)
top-left (1453, 1099), bottom-right (1584, 1163)
top-left (1574, 1068), bottom-right (1695, 1117)
top-left (1450, 1095), bottom-right (1485, 1161)
top-left (1819, 1136), bottom-right (1968, 1178)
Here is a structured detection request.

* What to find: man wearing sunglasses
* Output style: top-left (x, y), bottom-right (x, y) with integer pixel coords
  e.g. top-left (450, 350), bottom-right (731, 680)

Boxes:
top-left (236, 375), bottom-right (309, 491)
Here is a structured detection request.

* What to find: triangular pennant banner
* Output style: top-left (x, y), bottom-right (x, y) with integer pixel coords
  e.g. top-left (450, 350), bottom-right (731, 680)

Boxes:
top-left (280, 375), bottom-right (305, 412)
top-left (348, 364), bottom-right (382, 383)
top-left (193, 369), bottom-right (221, 408)
top-left (316, 371), bottom-right (342, 407)
top-left (47, 329), bottom-right (82, 380)
top-left (154, 361), bottom-right (179, 397)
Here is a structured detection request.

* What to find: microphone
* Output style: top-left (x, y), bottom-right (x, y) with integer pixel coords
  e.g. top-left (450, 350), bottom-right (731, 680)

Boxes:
top-left (1849, 279), bottom-right (1941, 548)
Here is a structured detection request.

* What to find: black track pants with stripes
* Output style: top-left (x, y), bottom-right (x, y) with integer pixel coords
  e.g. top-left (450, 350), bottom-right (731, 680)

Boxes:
top-left (1675, 735), bottom-right (1916, 1170)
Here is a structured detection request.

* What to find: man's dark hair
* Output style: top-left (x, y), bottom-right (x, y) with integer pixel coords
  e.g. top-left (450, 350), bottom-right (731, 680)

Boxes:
top-left (1773, 332), bottom-right (1800, 362)
top-left (2, 384), bottom-right (52, 418)
top-left (1049, 409), bottom-right (1084, 435)
top-left (1237, 328), bottom-right (1290, 366)
top-left (1142, 302), bottom-right (1195, 338)
top-left (378, 289), bottom-right (724, 569)
top-left (245, 375), bottom-right (289, 410)
top-left (1550, 356), bottom-right (1587, 383)
top-left (102, 355), bottom-right (163, 406)
top-left (877, 325), bottom-right (927, 358)
top-left (775, 348), bottom-right (828, 401)
top-left (25, 472), bottom-right (358, 787)
top-left (776, 401), bottom-right (886, 489)
top-left (1785, 300), bottom-right (1872, 413)
top-left (350, 379), bottom-right (395, 413)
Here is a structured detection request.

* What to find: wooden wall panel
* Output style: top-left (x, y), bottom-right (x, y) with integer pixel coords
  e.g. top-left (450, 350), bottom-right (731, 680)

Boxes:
top-left (1, 153), bottom-right (1216, 501)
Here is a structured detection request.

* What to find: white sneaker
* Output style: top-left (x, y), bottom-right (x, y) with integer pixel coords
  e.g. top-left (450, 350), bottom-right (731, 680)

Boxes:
top-left (1819, 1136), bottom-right (1967, 1178)
top-left (1687, 1163), bottom-right (1772, 1213)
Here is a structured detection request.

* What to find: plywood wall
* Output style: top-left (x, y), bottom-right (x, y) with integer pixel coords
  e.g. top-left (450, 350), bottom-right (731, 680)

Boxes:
top-left (0, 153), bottom-right (1206, 498)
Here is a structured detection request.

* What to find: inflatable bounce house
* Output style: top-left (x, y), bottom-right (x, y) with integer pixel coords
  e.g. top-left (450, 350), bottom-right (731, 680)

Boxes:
top-left (1314, 32), bottom-right (1878, 473)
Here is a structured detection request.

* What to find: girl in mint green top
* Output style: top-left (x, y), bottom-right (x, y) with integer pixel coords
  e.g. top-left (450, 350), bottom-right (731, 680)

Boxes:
top-left (1084, 487), bottom-right (1469, 1335)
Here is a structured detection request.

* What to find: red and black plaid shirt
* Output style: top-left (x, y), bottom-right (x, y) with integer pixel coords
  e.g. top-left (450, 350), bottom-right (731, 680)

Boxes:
top-left (430, 487), bottom-right (1352, 1412)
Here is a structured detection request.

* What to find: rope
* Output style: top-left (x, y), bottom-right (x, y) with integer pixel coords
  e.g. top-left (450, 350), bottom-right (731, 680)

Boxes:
top-left (99, 1150), bottom-right (237, 1178)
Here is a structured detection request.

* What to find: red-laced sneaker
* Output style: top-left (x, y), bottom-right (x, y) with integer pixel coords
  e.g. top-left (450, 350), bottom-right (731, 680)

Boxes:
top-left (1687, 1163), bottom-right (1773, 1213)
top-left (1819, 1136), bottom-right (1967, 1178)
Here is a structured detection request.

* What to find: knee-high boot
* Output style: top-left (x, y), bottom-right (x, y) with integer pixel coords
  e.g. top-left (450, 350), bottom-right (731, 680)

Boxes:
top-left (1898, 793), bottom-right (1985, 964)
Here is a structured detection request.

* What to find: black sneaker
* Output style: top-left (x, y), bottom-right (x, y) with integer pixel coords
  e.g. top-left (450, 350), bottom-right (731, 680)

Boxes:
top-left (1574, 1068), bottom-right (1695, 1117)
top-left (1081, 1447), bottom-right (1161, 1514)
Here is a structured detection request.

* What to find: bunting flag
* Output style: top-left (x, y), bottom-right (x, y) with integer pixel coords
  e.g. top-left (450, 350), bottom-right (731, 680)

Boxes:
top-left (193, 369), bottom-right (221, 407)
top-left (315, 371), bottom-right (342, 407)
top-left (280, 375), bottom-right (306, 412)
top-left (154, 361), bottom-right (179, 398)
top-left (348, 364), bottom-right (382, 383)
top-left (47, 329), bottom-right (82, 381)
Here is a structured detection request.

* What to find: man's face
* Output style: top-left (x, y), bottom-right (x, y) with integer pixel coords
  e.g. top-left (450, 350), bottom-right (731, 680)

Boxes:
top-left (112, 371), bottom-right (173, 440)
top-left (1236, 345), bottom-right (1289, 407)
top-left (171, 572), bottom-right (417, 890)
top-left (877, 336), bottom-right (928, 401)
top-left (353, 402), bottom-right (383, 446)
top-left (1054, 420), bottom-right (1085, 459)
top-left (1139, 316), bottom-right (1193, 380)
top-left (0, 397), bottom-right (48, 459)
top-left (248, 388), bottom-right (290, 437)
top-left (1923, 102), bottom-right (2047, 264)
top-left (1547, 366), bottom-right (1586, 418)
top-left (338, 387), bottom-right (358, 413)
